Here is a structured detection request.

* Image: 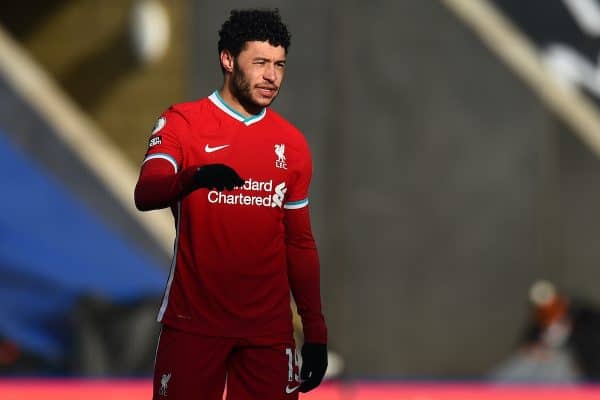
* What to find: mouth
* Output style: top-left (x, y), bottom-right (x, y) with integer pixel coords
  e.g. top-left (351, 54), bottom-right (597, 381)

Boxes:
top-left (256, 86), bottom-right (278, 98)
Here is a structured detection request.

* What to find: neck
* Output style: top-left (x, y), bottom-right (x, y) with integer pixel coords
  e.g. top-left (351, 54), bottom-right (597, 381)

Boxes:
top-left (218, 84), bottom-right (262, 118)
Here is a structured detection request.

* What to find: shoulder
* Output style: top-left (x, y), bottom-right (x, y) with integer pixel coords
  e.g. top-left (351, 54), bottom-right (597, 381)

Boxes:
top-left (267, 109), bottom-right (309, 148)
top-left (167, 98), bottom-right (212, 122)
top-left (158, 98), bottom-right (219, 138)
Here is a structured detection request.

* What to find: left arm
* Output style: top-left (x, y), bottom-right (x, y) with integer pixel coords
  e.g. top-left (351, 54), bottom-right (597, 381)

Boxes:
top-left (285, 207), bottom-right (327, 344)
top-left (284, 139), bottom-right (328, 393)
top-left (285, 206), bottom-right (328, 393)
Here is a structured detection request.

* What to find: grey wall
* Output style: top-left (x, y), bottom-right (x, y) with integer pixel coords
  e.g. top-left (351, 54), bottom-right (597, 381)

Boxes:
top-left (189, 1), bottom-right (600, 378)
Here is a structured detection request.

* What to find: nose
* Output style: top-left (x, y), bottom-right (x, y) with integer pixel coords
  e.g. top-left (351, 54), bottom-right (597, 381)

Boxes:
top-left (263, 64), bottom-right (276, 82)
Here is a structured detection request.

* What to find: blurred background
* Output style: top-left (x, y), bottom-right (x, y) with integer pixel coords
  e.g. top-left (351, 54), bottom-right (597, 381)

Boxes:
top-left (3, 0), bottom-right (600, 398)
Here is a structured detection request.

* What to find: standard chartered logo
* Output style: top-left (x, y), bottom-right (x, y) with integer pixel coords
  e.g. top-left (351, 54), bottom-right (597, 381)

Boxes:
top-left (207, 179), bottom-right (287, 208)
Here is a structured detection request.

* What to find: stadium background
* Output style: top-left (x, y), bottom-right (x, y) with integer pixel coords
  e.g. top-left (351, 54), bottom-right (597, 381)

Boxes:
top-left (2, 0), bottom-right (600, 398)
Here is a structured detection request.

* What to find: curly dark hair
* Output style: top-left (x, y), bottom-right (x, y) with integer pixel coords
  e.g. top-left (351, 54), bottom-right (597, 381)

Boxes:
top-left (218, 8), bottom-right (291, 58)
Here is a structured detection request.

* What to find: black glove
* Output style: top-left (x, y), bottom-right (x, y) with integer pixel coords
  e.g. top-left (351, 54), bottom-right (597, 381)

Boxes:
top-left (194, 164), bottom-right (244, 191)
top-left (299, 342), bottom-right (328, 393)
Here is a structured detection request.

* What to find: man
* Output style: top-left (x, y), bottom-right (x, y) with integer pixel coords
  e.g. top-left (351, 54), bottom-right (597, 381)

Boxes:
top-left (134, 8), bottom-right (327, 400)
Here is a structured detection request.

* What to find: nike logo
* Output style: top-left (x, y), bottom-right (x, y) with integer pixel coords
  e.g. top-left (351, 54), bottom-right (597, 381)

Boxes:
top-left (285, 384), bottom-right (301, 394)
top-left (204, 144), bottom-right (230, 153)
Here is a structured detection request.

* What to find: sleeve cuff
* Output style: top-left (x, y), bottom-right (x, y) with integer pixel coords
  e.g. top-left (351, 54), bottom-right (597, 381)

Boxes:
top-left (143, 153), bottom-right (179, 173)
top-left (284, 198), bottom-right (309, 209)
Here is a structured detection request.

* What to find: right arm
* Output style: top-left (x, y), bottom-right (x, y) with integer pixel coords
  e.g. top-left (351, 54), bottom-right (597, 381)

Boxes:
top-left (134, 108), bottom-right (244, 211)
top-left (134, 160), bottom-right (198, 211)
top-left (134, 108), bottom-right (189, 211)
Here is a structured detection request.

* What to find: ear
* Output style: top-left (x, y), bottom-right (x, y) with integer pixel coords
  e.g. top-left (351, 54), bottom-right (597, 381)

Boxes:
top-left (220, 50), bottom-right (234, 73)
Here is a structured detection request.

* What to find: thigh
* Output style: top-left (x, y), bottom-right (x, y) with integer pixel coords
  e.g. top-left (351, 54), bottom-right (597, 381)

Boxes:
top-left (153, 325), bottom-right (232, 400)
top-left (226, 333), bottom-right (300, 400)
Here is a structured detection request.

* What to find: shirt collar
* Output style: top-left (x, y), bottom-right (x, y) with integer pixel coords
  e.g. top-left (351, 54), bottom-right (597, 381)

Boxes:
top-left (208, 91), bottom-right (267, 126)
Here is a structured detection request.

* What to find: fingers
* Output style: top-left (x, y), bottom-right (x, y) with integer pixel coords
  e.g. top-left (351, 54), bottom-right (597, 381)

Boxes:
top-left (218, 166), bottom-right (244, 191)
top-left (221, 174), bottom-right (245, 191)
top-left (300, 365), bottom-right (310, 381)
top-left (298, 361), bottom-right (327, 393)
top-left (225, 167), bottom-right (245, 188)
top-left (196, 164), bottom-right (245, 191)
top-left (234, 176), bottom-right (246, 187)
top-left (300, 377), bottom-right (325, 392)
top-left (298, 343), bottom-right (328, 393)
top-left (208, 183), bottom-right (242, 191)
top-left (298, 367), bottom-right (314, 393)
top-left (225, 170), bottom-right (245, 190)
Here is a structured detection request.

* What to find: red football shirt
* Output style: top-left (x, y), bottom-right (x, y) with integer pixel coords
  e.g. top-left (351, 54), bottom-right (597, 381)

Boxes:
top-left (136, 91), bottom-right (326, 342)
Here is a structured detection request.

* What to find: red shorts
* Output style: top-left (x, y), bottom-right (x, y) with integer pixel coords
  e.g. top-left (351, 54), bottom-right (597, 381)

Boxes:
top-left (152, 325), bottom-right (301, 400)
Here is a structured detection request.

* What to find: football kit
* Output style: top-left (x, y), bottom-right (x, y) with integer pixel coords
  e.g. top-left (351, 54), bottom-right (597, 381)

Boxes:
top-left (135, 91), bottom-right (326, 399)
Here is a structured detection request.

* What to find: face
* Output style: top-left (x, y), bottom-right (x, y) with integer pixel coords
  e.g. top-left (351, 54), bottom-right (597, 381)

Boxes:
top-left (226, 41), bottom-right (286, 111)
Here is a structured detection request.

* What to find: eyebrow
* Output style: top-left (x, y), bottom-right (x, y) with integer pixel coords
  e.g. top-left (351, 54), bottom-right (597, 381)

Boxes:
top-left (252, 57), bottom-right (286, 63)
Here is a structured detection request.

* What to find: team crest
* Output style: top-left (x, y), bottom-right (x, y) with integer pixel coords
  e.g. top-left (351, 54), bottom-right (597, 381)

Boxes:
top-left (274, 144), bottom-right (287, 169)
top-left (151, 117), bottom-right (166, 135)
top-left (159, 372), bottom-right (171, 396)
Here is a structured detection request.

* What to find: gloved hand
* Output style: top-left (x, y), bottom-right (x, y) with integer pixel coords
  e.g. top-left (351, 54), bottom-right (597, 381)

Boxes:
top-left (299, 342), bottom-right (328, 393)
top-left (194, 164), bottom-right (245, 191)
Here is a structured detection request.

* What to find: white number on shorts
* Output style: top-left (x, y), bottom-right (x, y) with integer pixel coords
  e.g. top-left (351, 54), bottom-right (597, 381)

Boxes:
top-left (285, 347), bottom-right (300, 382)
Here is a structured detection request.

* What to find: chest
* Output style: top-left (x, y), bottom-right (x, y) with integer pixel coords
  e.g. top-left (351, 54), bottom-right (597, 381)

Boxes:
top-left (182, 122), bottom-right (296, 183)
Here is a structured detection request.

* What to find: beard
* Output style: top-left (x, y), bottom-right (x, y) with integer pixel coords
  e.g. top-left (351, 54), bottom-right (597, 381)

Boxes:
top-left (230, 63), bottom-right (277, 112)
